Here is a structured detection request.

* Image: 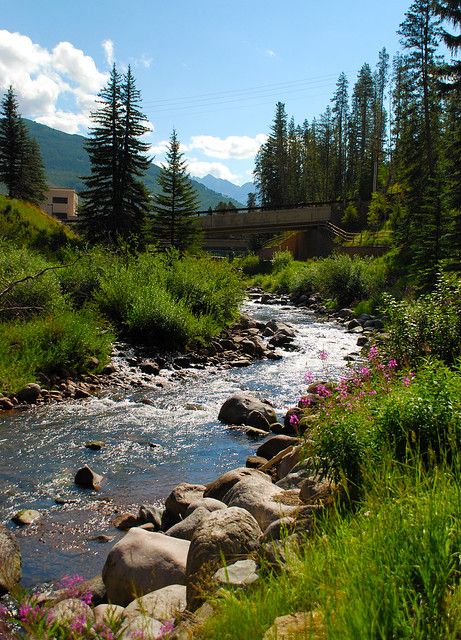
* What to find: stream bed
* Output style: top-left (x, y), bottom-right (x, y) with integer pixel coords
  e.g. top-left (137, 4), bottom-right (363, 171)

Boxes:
top-left (0, 301), bottom-right (358, 587)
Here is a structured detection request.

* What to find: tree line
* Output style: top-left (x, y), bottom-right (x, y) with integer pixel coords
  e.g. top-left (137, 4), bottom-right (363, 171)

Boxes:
top-left (0, 69), bottom-right (200, 252)
top-left (254, 0), bottom-right (461, 288)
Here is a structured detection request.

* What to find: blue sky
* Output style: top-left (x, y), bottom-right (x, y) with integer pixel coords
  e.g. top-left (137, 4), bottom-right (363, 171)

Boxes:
top-left (1, 0), bottom-right (412, 185)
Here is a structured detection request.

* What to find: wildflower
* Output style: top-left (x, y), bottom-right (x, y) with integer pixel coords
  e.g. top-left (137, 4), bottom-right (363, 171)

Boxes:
top-left (388, 359), bottom-right (398, 369)
top-left (368, 345), bottom-right (379, 360)
top-left (18, 603), bottom-right (33, 621)
top-left (318, 349), bottom-right (329, 361)
top-left (289, 413), bottom-right (300, 426)
top-left (159, 620), bottom-right (175, 638)
top-left (369, 390), bottom-right (377, 396)
top-left (316, 384), bottom-right (332, 398)
top-left (93, 623), bottom-right (114, 640)
top-left (403, 377), bottom-right (411, 387)
top-left (299, 396), bottom-right (312, 408)
top-left (59, 574), bottom-right (85, 590)
top-left (70, 614), bottom-right (87, 634)
top-left (359, 366), bottom-right (371, 378)
top-left (304, 370), bottom-right (314, 384)
top-left (0, 604), bottom-right (9, 619)
top-left (81, 590), bottom-right (93, 605)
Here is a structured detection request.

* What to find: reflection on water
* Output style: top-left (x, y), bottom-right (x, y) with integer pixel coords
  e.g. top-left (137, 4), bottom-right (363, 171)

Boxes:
top-left (0, 301), bottom-right (358, 586)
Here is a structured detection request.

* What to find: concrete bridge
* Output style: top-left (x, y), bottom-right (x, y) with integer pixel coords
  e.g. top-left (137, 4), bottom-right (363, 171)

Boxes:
top-left (197, 202), bottom-right (340, 258)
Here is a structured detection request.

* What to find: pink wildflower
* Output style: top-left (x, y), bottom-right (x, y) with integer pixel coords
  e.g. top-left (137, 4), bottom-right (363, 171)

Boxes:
top-left (318, 349), bottom-right (329, 361)
top-left (368, 345), bottom-right (379, 360)
top-left (70, 614), bottom-right (87, 634)
top-left (403, 377), bottom-right (411, 387)
top-left (304, 370), bottom-right (314, 384)
top-left (289, 414), bottom-right (300, 426)
top-left (359, 366), bottom-right (371, 377)
top-left (159, 620), bottom-right (175, 638)
top-left (316, 384), bottom-right (332, 398)
top-left (18, 603), bottom-right (32, 621)
top-left (369, 390), bottom-right (377, 396)
top-left (0, 604), bottom-right (9, 619)
top-left (81, 590), bottom-right (93, 605)
top-left (388, 359), bottom-right (398, 369)
top-left (299, 396), bottom-right (312, 408)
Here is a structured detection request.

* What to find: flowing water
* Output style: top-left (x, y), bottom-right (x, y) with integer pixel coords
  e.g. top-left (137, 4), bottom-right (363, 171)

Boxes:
top-left (0, 301), bottom-right (358, 587)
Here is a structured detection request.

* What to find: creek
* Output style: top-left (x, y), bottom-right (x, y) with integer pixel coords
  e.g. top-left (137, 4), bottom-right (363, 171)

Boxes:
top-left (0, 300), bottom-right (358, 587)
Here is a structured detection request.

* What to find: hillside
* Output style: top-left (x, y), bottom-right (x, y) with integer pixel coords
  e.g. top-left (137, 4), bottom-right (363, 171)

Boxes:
top-left (24, 120), bottom-right (244, 210)
top-left (194, 174), bottom-right (255, 204)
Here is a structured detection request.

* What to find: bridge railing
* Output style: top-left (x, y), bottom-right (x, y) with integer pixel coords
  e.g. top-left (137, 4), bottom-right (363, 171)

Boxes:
top-left (195, 199), bottom-right (346, 217)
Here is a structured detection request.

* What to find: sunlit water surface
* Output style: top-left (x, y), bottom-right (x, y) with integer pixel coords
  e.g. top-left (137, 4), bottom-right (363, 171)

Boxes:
top-left (0, 301), bottom-right (358, 586)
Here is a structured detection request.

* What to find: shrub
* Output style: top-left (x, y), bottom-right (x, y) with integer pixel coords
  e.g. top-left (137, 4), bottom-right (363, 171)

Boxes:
top-left (271, 250), bottom-right (293, 272)
top-left (0, 309), bottom-right (113, 395)
top-left (382, 272), bottom-right (461, 365)
top-left (0, 241), bottom-right (65, 320)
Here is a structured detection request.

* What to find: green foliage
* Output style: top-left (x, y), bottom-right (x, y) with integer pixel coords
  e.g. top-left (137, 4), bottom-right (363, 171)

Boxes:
top-left (0, 240), bottom-right (65, 320)
top-left (271, 250), bottom-right (293, 272)
top-left (382, 272), bottom-right (461, 365)
top-left (200, 458), bottom-right (461, 640)
top-left (342, 202), bottom-right (358, 225)
top-left (0, 309), bottom-right (113, 395)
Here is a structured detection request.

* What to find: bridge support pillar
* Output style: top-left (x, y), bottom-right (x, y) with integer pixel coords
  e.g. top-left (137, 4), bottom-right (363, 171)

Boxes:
top-left (296, 226), bottom-right (333, 259)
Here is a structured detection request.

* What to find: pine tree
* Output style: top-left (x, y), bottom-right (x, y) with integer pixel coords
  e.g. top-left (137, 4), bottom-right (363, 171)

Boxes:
top-left (254, 102), bottom-right (288, 206)
top-left (80, 64), bottom-right (151, 246)
top-left (348, 64), bottom-right (374, 201)
top-left (372, 48), bottom-right (390, 193)
top-left (0, 86), bottom-right (48, 205)
top-left (247, 192), bottom-right (257, 208)
top-left (434, 0), bottom-right (461, 263)
top-left (151, 129), bottom-right (199, 252)
top-left (331, 73), bottom-right (349, 200)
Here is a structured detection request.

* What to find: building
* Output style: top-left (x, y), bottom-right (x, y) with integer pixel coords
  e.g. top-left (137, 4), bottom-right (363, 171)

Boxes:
top-left (43, 188), bottom-right (78, 221)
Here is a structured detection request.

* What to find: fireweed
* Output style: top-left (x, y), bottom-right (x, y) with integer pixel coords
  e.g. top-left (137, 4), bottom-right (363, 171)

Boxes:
top-left (0, 574), bottom-right (175, 639)
top-left (298, 347), bottom-right (459, 488)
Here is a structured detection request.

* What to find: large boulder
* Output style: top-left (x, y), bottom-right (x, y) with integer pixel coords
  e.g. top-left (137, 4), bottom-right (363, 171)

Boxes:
top-left (186, 507), bottom-right (262, 609)
top-left (102, 528), bottom-right (190, 606)
top-left (123, 584), bottom-right (186, 620)
top-left (0, 524), bottom-right (21, 595)
top-left (120, 616), bottom-right (163, 640)
top-left (15, 383), bottom-right (41, 404)
top-left (185, 498), bottom-right (227, 516)
top-left (165, 507), bottom-right (212, 541)
top-left (203, 467), bottom-right (271, 502)
top-left (49, 598), bottom-right (94, 626)
top-left (222, 476), bottom-right (301, 531)
top-left (164, 483), bottom-right (206, 525)
top-left (74, 465), bottom-right (103, 490)
top-left (218, 393), bottom-right (277, 427)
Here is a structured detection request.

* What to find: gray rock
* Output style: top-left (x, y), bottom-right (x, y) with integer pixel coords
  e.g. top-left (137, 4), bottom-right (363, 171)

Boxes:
top-left (93, 604), bottom-right (125, 626)
top-left (124, 584), bottom-right (186, 620)
top-left (165, 507), bottom-right (212, 541)
top-left (265, 320), bottom-right (296, 338)
top-left (102, 528), bottom-right (190, 606)
top-left (120, 616), bottom-right (163, 640)
top-left (262, 517), bottom-right (297, 542)
top-left (12, 509), bottom-right (41, 526)
top-left (186, 507), bottom-right (262, 609)
top-left (222, 476), bottom-right (300, 531)
top-left (256, 436), bottom-right (300, 461)
top-left (218, 393), bottom-right (277, 427)
top-left (213, 559), bottom-right (259, 587)
top-left (347, 318), bottom-right (361, 330)
top-left (164, 483), bottom-right (206, 524)
top-left (0, 524), bottom-right (21, 595)
top-left (185, 498), bottom-right (226, 517)
top-left (74, 465), bottom-right (103, 490)
top-left (15, 383), bottom-right (41, 404)
top-left (246, 455), bottom-right (268, 469)
top-left (204, 467), bottom-right (271, 502)
top-left (49, 598), bottom-right (94, 626)
top-left (138, 504), bottom-right (163, 530)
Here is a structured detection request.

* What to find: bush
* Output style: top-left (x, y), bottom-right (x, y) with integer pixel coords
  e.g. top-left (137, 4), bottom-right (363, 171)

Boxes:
top-left (271, 250), bottom-right (293, 272)
top-left (382, 273), bottom-right (461, 365)
top-left (0, 241), bottom-right (65, 320)
top-left (0, 309), bottom-right (113, 395)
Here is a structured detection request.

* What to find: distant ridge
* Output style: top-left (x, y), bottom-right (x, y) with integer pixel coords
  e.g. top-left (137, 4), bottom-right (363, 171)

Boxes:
top-left (24, 120), bottom-right (244, 210)
top-left (194, 174), bottom-right (256, 205)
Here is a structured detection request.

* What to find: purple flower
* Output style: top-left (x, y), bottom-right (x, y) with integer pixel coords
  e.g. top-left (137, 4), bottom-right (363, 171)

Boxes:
top-left (388, 359), bottom-right (398, 369)
top-left (403, 377), bottom-right (411, 387)
top-left (81, 590), bottom-right (93, 605)
top-left (359, 366), bottom-right (371, 377)
top-left (368, 345), bottom-right (379, 360)
top-left (318, 349), bottom-right (329, 361)
top-left (299, 396), bottom-right (312, 408)
top-left (70, 613), bottom-right (87, 634)
top-left (289, 414), bottom-right (300, 426)
top-left (316, 384), bottom-right (332, 398)
top-left (158, 620), bottom-right (175, 638)
top-left (0, 604), bottom-right (9, 619)
top-left (304, 370), bottom-right (314, 384)
top-left (18, 603), bottom-right (33, 621)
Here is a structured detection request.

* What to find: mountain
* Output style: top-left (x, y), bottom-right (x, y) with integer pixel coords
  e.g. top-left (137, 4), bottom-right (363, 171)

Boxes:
top-left (194, 174), bottom-right (256, 205)
top-left (24, 120), bottom-right (243, 211)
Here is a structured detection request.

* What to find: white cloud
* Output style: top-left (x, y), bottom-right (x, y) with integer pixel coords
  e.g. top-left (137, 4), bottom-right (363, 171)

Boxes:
top-left (265, 49), bottom-right (276, 57)
top-left (187, 134), bottom-right (267, 160)
top-left (187, 161), bottom-right (240, 183)
top-left (0, 29), bottom-right (108, 135)
top-left (134, 53), bottom-right (153, 69)
top-left (102, 39), bottom-right (114, 67)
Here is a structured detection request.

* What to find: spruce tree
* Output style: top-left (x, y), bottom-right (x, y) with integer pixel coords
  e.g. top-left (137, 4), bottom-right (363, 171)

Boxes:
top-left (254, 102), bottom-right (288, 206)
top-left (151, 129), bottom-right (199, 252)
top-left (80, 64), bottom-right (151, 246)
top-left (331, 72), bottom-right (349, 200)
top-left (0, 87), bottom-right (25, 198)
top-left (0, 86), bottom-right (48, 205)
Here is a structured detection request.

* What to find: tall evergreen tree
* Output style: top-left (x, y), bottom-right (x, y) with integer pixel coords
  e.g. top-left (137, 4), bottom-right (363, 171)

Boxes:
top-left (0, 86), bottom-right (47, 205)
top-left (254, 102), bottom-right (288, 206)
top-left (331, 72), bottom-right (349, 200)
top-left (80, 64), bottom-right (151, 246)
top-left (434, 0), bottom-right (461, 263)
top-left (372, 48), bottom-right (390, 192)
top-left (348, 64), bottom-right (375, 201)
top-left (151, 129), bottom-right (199, 252)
